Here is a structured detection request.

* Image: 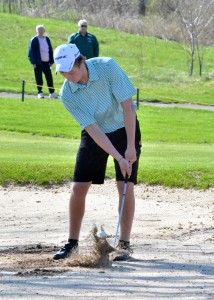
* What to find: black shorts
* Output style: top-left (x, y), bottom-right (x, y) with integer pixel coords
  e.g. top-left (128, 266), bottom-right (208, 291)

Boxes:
top-left (73, 119), bottom-right (142, 184)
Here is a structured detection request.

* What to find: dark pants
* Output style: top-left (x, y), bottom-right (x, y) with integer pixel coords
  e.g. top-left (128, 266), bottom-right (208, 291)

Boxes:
top-left (74, 119), bottom-right (142, 184)
top-left (34, 62), bottom-right (55, 94)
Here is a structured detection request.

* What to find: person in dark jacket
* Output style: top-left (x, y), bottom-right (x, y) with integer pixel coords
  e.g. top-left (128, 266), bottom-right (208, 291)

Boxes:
top-left (67, 20), bottom-right (99, 59)
top-left (28, 25), bottom-right (58, 99)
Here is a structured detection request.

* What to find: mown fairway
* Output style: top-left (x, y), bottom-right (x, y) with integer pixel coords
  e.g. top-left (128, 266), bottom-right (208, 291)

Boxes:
top-left (0, 98), bottom-right (213, 188)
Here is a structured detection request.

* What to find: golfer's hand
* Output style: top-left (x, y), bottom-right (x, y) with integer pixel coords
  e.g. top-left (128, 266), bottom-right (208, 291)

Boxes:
top-left (125, 146), bottom-right (137, 164)
top-left (118, 147), bottom-right (136, 178)
top-left (119, 158), bottom-right (132, 178)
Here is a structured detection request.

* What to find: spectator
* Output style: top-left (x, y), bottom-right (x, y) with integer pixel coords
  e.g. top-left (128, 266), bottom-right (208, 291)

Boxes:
top-left (52, 44), bottom-right (141, 261)
top-left (28, 25), bottom-right (58, 99)
top-left (67, 19), bottom-right (99, 59)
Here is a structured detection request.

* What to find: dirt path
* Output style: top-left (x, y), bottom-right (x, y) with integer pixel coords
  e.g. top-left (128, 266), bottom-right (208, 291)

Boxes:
top-left (141, 101), bottom-right (214, 111)
top-left (1, 92), bottom-right (214, 111)
top-left (0, 181), bottom-right (213, 299)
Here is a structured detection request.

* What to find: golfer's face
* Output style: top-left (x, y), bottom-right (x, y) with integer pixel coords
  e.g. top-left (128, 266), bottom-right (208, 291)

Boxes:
top-left (61, 66), bottom-right (83, 83)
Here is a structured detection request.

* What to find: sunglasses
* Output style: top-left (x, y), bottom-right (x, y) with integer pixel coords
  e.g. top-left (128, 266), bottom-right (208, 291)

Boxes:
top-left (81, 25), bottom-right (87, 27)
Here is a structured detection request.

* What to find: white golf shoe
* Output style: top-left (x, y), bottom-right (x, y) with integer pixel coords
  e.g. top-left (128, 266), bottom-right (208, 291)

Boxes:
top-left (49, 92), bottom-right (58, 99)
top-left (37, 92), bottom-right (44, 99)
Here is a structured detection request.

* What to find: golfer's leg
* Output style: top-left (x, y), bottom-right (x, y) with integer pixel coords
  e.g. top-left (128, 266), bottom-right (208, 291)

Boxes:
top-left (69, 181), bottom-right (91, 240)
top-left (116, 181), bottom-right (135, 241)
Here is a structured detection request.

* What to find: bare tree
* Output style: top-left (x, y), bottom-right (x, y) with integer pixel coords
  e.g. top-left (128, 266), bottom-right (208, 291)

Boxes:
top-left (1, 0), bottom-right (214, 62)
top-left (172, 0), bottom-right (214, 76)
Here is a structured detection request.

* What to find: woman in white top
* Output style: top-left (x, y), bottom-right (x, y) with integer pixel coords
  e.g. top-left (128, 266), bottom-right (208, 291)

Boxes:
top-left (28, 25), bottom-right (57, 99)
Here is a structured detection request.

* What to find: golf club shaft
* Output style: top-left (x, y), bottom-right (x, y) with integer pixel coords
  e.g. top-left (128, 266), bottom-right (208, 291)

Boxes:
top-left (114, 174), bottom-right (128, 246)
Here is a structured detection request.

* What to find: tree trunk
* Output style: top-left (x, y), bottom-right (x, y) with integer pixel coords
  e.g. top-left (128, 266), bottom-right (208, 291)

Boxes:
top-left (190, 42), bottom-right (195, 76)
top-left (139, 0), bottom-right (146, 15)
top-left (196, 43), bottom-right (203, 77)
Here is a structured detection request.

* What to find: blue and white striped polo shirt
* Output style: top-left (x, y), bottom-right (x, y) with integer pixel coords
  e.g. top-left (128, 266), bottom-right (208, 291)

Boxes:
top-left (60, 57), bottom-right (136, 133)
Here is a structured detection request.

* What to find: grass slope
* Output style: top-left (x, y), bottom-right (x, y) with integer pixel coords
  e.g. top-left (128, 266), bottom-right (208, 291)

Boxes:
top-left (0, 13), bottom-right (214, 105)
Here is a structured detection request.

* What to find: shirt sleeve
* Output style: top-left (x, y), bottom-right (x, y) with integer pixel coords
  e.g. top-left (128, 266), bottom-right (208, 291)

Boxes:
top-left (67, 34), bottom-right (75, 44)
top-left (107, 58), bottom-right (136, 102)
top-left (28, 38), bottom-right (36, 64)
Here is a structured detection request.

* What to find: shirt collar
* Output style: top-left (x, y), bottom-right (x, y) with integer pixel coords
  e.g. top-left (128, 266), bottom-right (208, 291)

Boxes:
top-left (68, 60), bottom-right (99, 93)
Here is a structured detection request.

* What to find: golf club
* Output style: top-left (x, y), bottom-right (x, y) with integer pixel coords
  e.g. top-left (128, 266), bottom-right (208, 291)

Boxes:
top-left (114, 173), bottom-right (129, 247)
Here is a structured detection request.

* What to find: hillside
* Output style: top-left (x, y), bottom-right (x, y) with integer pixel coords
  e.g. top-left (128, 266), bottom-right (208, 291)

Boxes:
top-left (0, 13), bottom-right (214, 105)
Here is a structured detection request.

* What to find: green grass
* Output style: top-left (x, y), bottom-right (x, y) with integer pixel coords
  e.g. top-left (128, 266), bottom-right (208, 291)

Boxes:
top-left (0, 98), bottom-right (213, 188)
top-left (0, 131), bottom-right (78, 185)
top-left (138, 105), bottom-right (214, 144)
top-left (0, 98), bottom-right (80, 138)
top-left (0, 131), bottom-right (213, 188)
top-left (0, 13), bottom-right (214, 105)
top-left (140, 142), bottom-right (214, 189)
top-left (0, 98), bottom-right (213, 144)
top-left (0, 13), bottom-right (213, 188)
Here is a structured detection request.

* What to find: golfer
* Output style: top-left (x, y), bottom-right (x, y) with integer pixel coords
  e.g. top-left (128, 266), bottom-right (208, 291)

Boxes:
top-left (53, 44), bottom-right (141, 260)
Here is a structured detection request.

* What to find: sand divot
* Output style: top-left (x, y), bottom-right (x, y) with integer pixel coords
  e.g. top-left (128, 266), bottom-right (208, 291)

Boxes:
top-left (65, 225), bottom-right (116, 268)
top-left (0, 225), bottom-right (119, 277)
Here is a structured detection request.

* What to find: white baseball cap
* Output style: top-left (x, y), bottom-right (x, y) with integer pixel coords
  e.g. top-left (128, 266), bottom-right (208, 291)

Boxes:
top-left (54, 44), bottom-right (81, 73)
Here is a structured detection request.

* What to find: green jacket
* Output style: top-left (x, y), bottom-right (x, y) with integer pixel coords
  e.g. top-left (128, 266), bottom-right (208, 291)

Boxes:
top-left (67, 32), bottom-right (99, 59)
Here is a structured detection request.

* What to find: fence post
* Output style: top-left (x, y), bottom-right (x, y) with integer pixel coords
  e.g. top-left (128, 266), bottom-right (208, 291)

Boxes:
top-left (21, 80), bottom-right (25, 102)
top-left (137, 88), bottom-right (139, 109)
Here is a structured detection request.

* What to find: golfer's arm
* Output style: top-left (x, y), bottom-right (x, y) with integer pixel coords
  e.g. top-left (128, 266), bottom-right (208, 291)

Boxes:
top-left (121, 97), bottom-right (136, 149)
top-left (85, 123), bottom-right (123, 162)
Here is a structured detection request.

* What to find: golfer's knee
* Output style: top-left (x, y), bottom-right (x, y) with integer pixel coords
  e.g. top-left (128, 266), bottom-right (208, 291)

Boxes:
top-left (71, 182), bottom-right (90, 197)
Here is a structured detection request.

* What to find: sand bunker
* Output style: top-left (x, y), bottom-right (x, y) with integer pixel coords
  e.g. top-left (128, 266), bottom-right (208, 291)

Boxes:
top-left (0, 226), bottom-right (118, 276)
